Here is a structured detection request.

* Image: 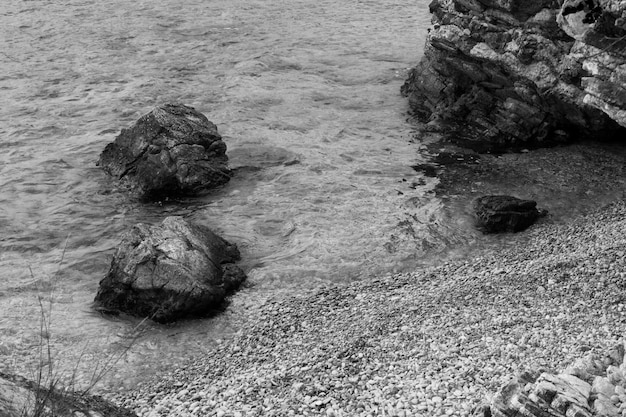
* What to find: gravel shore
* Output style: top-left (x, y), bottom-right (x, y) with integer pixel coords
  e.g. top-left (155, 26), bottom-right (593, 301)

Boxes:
top-left (112, 201), bottom-right (626, 417)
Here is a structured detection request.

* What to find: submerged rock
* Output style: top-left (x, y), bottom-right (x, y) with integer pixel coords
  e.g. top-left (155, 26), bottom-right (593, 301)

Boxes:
top-left (473, 195), bottom-right (546, 233)
top-left (98, 104), bottom-right (231, 199)
top-left (402, 0), bottom-right (626, 152)
top-left (0, 371), bottom-right (136, 417)
top-left (94, 217), bottom-right (246, 323)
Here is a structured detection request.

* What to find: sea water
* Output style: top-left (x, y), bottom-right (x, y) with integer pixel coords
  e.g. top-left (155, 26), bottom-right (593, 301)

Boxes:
top-left (0, 0), bottom-right (441, 390)
top-left (4, 0), bottom-right (625, 393)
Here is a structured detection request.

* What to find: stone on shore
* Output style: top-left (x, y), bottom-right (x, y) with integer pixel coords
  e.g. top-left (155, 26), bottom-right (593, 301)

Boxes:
top-left (0, 371), bottom-right (136, 417)
top-left (401, 0), bottom-right (626, 152)
top-left (98, 104), bottom-right (231, 200)
top-left (473, 195), bottom-right (546, 233)
top-left (111, 201), bottom-right (626, 417)
top-left (94, 216), bottom-right (246, 323)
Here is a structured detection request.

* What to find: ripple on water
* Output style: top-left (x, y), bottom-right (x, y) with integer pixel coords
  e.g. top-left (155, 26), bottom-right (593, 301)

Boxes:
top-left (0, 0), bottom-right (448, 391)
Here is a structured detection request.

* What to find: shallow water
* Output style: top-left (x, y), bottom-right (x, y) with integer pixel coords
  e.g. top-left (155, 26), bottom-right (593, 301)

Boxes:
top-left (0, 0), bottom-right (444, 390)
top-left (3, 0), bottom-right (626, 395)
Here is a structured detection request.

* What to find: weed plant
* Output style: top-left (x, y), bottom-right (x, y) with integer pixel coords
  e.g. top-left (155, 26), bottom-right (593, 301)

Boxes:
top-left (1, 237), bottom-right (146, 417)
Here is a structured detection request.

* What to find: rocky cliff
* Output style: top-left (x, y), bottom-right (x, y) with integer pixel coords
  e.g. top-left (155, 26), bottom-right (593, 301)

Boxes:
top-left (402, 0), bottom-right (626, 152)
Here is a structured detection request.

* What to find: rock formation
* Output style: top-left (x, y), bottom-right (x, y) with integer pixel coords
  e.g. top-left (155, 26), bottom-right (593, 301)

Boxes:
top-left (94, 217), bottom-right (247, 323)
top-left (98, 104), bottom-right (231, 199)
top-left (402, 0), bottom-right (626, 152)
top-left (473, 195), bottom-right (547, 233)
top-left (0, 371), bottom-right (136, 417)
top-left (476, 343), bottom-right (626, 417)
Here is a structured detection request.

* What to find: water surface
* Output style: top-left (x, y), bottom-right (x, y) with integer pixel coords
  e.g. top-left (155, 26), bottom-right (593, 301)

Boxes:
top-left (1, 0), bottom-right (438, 390)
top-left (4, 0), bottom-right (626, 394)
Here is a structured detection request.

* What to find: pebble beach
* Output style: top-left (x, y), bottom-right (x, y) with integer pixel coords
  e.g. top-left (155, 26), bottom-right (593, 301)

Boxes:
top-left (111, 198), bottom-right (626, 416)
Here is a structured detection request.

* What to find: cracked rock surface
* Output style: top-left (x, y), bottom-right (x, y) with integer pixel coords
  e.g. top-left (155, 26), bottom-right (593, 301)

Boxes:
top-left (483, 343), bottom-right (626, 417)
top-left (94, 216), bottom-right (246, 323)
top-left (98, 104), bottom-right (231, 200)
top-left (402, 0), bottom-right (626, 152)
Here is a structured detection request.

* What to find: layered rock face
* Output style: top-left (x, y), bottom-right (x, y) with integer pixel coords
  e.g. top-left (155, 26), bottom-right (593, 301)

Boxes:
top-left (402, 0), bottom-right (626, 152)
top-left (479, 343), bottom-right (626, 417)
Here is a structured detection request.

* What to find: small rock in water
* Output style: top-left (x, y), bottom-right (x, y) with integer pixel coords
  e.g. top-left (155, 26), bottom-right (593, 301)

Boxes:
top-left (472, 195), bottom-right (547, 233)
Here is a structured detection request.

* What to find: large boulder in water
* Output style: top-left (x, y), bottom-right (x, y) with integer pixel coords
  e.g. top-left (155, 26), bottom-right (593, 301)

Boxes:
top-left (98, 104), bottom-right (231, 199)
top-left (473, 195), bottom-right (547, 233)
top-left (94, 217), bottom-right (246, 323)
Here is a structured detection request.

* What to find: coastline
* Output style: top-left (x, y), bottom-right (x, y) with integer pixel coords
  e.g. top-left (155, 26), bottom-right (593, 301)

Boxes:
top-left (111, 196), bottom-right (626, 416)
top-left (4, 0), bottom-right (626, 415)
top-left (0, 0), bottom-right (433, 390)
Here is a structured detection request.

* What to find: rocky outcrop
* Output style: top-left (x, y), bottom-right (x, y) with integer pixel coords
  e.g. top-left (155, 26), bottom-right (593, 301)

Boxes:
top-left (559, 0), bottom-right (626, 127)
top-left (402, 0), bottom-right (626, 152)
top-left (476, 343), bottom-right (626, 417)
top-left (94, 217), bottom-right (246, 323)
top-left (0, 371), bottom-right (136, 417)
top-left (98, 104), bottom-right (231, 200)
top-left (473, 195), bottom-right (547, 233)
